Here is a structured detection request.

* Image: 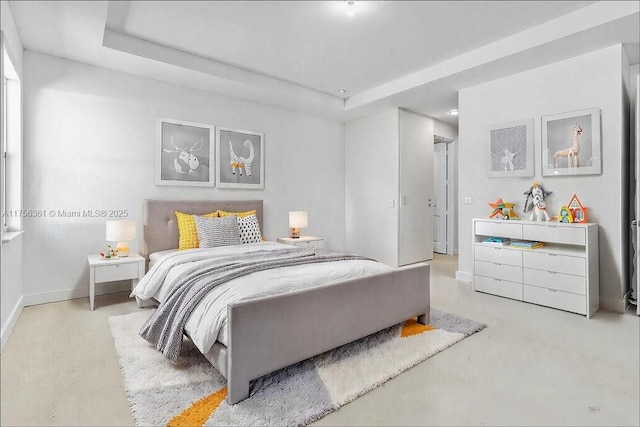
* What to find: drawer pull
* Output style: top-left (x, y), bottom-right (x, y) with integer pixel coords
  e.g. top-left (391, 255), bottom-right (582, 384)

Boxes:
top-left (493, 278), bottom-right (502, 282)
top-left (548, 271), bottom-right (557, 275)
top-left (493, 247), bottom-right (502, 250)
top-left (548, 288), bottom-right (558, 292)
top-left (548, 253), bottom-right (557, 257)
top-left (494, 262), bottom-right (502, 266)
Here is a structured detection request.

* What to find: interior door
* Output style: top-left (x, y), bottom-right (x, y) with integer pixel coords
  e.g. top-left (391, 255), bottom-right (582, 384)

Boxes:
top-left (433, 142), bottom-right (448, 254)
top-left (398, 109), bottom-right (434, 266)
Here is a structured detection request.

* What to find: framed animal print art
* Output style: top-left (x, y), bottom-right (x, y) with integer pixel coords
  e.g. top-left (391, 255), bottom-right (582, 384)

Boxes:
top-left (155, 118), bottom-right (215, 187)
top-left (542, 108), bottom-right (601, 176)
top-left (216, 126), bottom-right (265, 189)
top-left (486, 119), bottom-right (534, 178)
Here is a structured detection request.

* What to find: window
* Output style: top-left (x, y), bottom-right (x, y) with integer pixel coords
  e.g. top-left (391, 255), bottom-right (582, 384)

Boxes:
top-left (1, 35), bottom-right (21, 236)
top-left (2, 60), bottom-right (7, 230)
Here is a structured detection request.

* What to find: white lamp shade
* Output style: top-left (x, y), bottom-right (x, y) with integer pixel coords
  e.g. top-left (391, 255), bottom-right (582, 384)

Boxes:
top-left (106, 220), bottom-right (136, 242)
top-left (289, 211), bottom-right (308, 228)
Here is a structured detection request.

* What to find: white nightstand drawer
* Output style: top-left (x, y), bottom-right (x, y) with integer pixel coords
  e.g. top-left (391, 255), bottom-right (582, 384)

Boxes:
top-left (475, 221), bottom-right (522, 239)
top-left (522, 224), bottom-right (585, 246)
top-left (293, 239), bottom-right (325, 249)
top-left (277, 237), bottom-right (326, 249)
top-left (524, 284), bottom-right (586, 315)
top-left (474, 275), bottom-right (522, 301)
top-left (523, 251), bottom-right (585, 276)
top-left (475, 245), bottom-right (522, 266)
top-left (95, 262), bottom-right (139, 283)
top-left (523, 268), bottom-right (586, 295)
top-left (475, 261), bottom-right (522, 283)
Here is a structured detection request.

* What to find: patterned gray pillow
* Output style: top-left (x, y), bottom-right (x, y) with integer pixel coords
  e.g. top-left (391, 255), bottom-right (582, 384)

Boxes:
top-left (193, 215), bottom-right (241, 248)
top-left (238, 214), bottom-right (262, 244)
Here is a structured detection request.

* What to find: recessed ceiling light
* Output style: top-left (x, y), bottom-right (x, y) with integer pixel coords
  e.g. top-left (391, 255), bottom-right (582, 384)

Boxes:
top-left (338, 89), bottom-right (346, 94)
top-left (344, 0), bottom-right (356, 16)
top-left (449, 109), bottom-right (459, 116)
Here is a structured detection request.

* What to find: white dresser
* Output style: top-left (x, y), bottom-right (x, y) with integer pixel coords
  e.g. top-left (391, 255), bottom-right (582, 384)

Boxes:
top-left (473, 219), bottom-right (599, 317)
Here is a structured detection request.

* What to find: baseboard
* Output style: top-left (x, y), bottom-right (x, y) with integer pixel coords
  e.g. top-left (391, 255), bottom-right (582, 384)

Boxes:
top-left (23, 281), bottom-right (132, 307)
top-left (452, 249), bottom-right (459, 255)
top-left (1, 295), bottom-right (24, 353)
top-left (455, 270), bottom-right (472, 283)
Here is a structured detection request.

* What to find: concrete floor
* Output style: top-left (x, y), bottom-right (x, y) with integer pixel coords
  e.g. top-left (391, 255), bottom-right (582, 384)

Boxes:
top-left (1, 254), bottom-right (638, 426)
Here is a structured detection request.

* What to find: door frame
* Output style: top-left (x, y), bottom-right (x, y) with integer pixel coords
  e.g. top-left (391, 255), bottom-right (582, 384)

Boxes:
top-left (434, 134), bottom-right (456, 255)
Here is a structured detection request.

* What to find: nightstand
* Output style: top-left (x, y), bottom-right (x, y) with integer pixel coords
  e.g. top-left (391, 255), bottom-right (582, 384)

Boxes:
top-left (277, 236), bottom-right (326, 249)
top-left (87, 254), bottom-right (145, 310)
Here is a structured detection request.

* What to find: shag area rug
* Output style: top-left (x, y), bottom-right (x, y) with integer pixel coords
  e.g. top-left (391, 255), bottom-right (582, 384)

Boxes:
top-left (109, 309), bottom-right (485, 427)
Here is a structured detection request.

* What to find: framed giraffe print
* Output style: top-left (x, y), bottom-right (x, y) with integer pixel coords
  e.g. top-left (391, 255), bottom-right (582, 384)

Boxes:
top-left (215, 126), bottom-right (265, 189)
top-left (542, 108), bottom-right (601, 176)
top-left (155, 118), bottom-right (215, 187)
top-left (486, 118), bottom-right (534, 178)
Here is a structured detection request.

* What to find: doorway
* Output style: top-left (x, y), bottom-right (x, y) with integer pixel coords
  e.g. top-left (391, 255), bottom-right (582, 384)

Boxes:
top-left (433, 135), bottom-right (453, 254)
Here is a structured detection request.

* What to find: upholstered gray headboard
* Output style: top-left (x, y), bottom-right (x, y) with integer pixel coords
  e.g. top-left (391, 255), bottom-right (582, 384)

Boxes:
top-left (142, 199), bottom-right (264, 262)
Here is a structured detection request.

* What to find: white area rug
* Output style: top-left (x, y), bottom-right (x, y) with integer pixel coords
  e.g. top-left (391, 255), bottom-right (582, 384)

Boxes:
top-left (109, 309), bottom-right (484, 426)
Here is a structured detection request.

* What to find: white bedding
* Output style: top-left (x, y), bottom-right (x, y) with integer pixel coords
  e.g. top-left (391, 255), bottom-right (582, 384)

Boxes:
top-left (132, 242), bottom-right (393, 355)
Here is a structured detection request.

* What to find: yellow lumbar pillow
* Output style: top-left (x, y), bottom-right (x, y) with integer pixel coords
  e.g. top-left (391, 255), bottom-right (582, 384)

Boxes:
top-left (175, 210), bottom-right (219, 250)
top-left (218, 209), bottom-right (256, 218)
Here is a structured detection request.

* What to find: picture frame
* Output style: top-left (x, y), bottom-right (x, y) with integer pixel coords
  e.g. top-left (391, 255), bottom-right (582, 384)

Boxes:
top-left (486, 119), bottom-right (534, 177)
top-left (542, 107), bottom-right (601, 176)
top-left (216, 126), bottom-right (265, 189)
top-left (155, 118), bottom-right (215, 187)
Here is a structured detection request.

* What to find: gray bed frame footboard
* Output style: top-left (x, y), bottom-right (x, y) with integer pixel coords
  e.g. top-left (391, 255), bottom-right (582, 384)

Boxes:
top-left (225, 263), bottom-right (430, 404)
top-left (141, 199), bottom-right (430, 405)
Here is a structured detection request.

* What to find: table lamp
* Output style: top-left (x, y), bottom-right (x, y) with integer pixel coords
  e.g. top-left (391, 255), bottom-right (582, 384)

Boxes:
top-left (289, 211), bottom-right (308, 239)
top-left (106, 220), bottom-right (136, 257)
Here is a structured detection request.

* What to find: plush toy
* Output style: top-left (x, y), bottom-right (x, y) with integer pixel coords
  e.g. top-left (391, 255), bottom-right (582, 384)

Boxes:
top-left (523, 181), bottom-right (553, 221)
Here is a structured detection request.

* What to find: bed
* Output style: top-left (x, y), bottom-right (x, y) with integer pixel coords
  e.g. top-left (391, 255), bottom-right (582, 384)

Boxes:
top-left (134, 199), bottom-right (430, 404)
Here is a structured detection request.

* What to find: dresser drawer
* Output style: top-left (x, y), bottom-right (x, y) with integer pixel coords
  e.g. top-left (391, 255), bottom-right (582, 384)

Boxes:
top-left (293, 239), bottom-right (325, 249)
top-left (523, 284), bottom-right (586, 315)
top-left (474, 275), bottom-right (523, 301)
top-left (475, 261), bottom-right (522, 283)
top-left (475, 221), bottom-right (522, 239)
top-left (95, 262), bottom-right (139, 283)
top-left (522, 224), bottom-right (585, 246)
top-left (523, 268), bottom-right (586, 295)
top-left (523, 251), bottom-right (585, 276)
top-left (475, 245), bottom-right (522, 266)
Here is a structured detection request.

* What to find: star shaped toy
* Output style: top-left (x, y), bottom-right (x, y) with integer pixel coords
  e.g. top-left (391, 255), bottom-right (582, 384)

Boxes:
top-left (488, 198), bottom-right (519, 220)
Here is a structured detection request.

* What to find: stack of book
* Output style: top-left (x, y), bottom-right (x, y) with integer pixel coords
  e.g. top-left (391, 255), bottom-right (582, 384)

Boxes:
top-left (510, 240), bottom-right (544, 249)
top-left (482, 237), bottom-right (511, 246)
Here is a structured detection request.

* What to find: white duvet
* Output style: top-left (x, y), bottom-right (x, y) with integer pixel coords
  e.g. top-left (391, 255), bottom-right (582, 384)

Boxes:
top-left (131, 242), bottom-right (392, 355)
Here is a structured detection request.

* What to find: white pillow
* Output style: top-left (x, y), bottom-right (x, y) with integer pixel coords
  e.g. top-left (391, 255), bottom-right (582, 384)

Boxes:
top-left (193, 215), bottom-right (241, 248)
top-left (238, 214), bottom-right (262, 244)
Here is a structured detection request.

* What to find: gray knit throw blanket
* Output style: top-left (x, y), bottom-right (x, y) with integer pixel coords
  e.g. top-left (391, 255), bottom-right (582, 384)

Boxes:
top-left (140, 248), bottom-right (370, 361)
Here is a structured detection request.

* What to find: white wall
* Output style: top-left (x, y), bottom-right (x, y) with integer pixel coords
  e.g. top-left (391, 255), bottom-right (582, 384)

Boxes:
top-left (22, 51), bottom-right (346, 305)
top-left (345, 109), bottom-right (399, 266)
top-left (458, 45), bottom-right (628, 312)
top-left (1, 0), bottom-right (24, 352)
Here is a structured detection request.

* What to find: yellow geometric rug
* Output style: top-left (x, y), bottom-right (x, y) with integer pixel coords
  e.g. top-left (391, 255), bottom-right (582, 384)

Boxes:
top-left (109, 309), bottom-right (484, 426)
